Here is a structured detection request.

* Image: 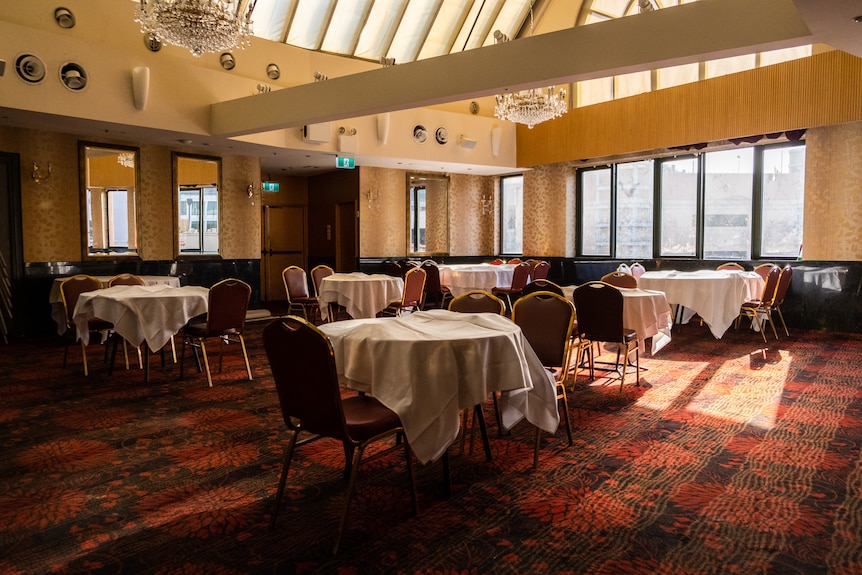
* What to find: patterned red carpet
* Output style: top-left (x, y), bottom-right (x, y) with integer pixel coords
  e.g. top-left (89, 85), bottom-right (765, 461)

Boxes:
top-left (1, 319), bottom-right (861, 574)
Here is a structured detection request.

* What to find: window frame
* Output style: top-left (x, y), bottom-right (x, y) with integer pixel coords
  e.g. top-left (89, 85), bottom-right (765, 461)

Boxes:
top-left (499, 174), bottom-right (524, 256)
top-left (173, 153), bottom-right (222, 257)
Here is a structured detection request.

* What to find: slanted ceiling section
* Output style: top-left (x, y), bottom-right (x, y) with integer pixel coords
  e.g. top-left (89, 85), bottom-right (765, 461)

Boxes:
top-left (516, 50), bottom-right (862, 167)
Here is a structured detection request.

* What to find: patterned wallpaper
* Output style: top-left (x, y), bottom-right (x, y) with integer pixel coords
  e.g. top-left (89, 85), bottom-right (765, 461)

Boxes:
top-left (523, 164), bottom-right (576, 258)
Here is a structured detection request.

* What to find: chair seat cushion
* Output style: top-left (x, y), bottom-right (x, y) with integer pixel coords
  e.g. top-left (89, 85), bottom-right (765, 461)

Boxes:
top-left (342, 395), bottom-right (402, 440)
top-left (185, 322), bottom-right (240, 337)
top-left (292, 296), bottom-right (318, 305)
top-left (623, 329), bottom-right (637, 343)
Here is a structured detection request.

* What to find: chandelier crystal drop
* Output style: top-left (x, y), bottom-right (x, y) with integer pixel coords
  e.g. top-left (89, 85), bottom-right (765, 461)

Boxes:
top-left (136, 0), bottom-right (257, 58)
top-left (494, 86), bottom-right (568, 129)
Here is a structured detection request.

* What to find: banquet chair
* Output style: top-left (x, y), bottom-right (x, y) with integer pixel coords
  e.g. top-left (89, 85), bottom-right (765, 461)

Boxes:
top-left (573, 281), bottom-right (639, 395)
top-left (601, 271), bottom-right (638, 288)
top-left (179, 278), bottom-right (252, 387)
top-left (492, 262), bottom-right (532, 312)
top-left (262, 316), bottom-right (417, 554)
top-left (737, 265), bottom-right (781, 343)
top-left (383, 261), bottom-right (403, 277)
top-left (59, 274), bottom-right (114, 376)
top-left (507, 258), bottom-right (522, 264)
top-left (311, 264), bottom-right (334, 321)
top-left (420, 260), bottom-right (452, 310)
top-left (512, 291), bottom-right (576, 468)
top-left (282, 266), bottom-right (318, 320)
top-left (617, 263), bottom-right (632, 275)
top-left (531, 260), bottom-right (551, 281)
top-left (107, 273), bottom-right (147, 369)
top-left (522, 279), bottom-right (564, 297)
top-left (754, 263), bottom-right (777, 281)
top-left (717, 262), bottom-right (745, 270)
top-left (381, 266), bottom-right (426, 316)
top-left (630, 263), bottom-right (646, 279)
top-left (489, 258), bottom-right (505, 265)
top-left (772, 265), bottom-right (794, 336)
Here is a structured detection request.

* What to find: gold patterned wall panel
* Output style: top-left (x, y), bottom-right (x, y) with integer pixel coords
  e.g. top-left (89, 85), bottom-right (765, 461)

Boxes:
top-left (523, 165), bottom-right (575, 258)
top-left (137, 144), bottom-right (174, 260)
top-left (220, 155), bottom-right (262, 260)
top-left (449, 173), bottom-right (495, 256)
top-left (803, 122), bottom-right (862, 261)
top-left (359, 167), bottom-right (407, 257)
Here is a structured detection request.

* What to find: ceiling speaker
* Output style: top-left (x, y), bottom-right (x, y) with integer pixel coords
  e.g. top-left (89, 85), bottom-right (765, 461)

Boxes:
top-left (15, 54), bottom-right (46, 84)
top-left (59, 62), bottom-right (87, 91)
top-left (54, 7), bottom-right (75, 29)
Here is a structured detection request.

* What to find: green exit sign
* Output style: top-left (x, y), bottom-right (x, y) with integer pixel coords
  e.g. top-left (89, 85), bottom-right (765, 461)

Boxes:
top-left (262, 181), bottom-right (279, 192)
top-left (336, 156), bottom-right (355, 169)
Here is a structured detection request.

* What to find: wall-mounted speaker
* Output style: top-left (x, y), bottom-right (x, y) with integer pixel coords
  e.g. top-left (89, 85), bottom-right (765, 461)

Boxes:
top-left (131, 66), bottom-right (150, 111)
top-left (491, 126), bottom-right (503, 157)
top-left (377, 113), bottom-right (390, 145)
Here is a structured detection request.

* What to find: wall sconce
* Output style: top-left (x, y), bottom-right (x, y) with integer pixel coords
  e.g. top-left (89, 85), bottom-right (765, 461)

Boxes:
top-left (220, 53), bottom-right (236, 70)
top-left (365, 188), bottom-right (380, 211)
top-left (266, 63), bottom-right (280, 80)
top-left (32, 162), bottom-right (52, 184)
top-left (247, 183), bottom-right (255, 198)
top-left (478, 191), bottom-right (493, 215)
top-left (313, 71), bottom-right (328, 82)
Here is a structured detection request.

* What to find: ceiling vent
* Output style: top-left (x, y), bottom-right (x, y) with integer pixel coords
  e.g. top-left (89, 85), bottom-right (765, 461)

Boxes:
top-left (59, 62), bottom-right (87, 91)
top-left (15, 54), bottom-right (46, 84)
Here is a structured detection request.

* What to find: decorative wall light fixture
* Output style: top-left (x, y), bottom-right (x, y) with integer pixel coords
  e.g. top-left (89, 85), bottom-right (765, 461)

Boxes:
top-left (365, 188), bottom-right (380, 211)
top-left (32, 162), bottom-right (52, 184)
top-left (136, 0), bottom-right (257, 57)
top-left (478, 191), bottom-right (493, 215)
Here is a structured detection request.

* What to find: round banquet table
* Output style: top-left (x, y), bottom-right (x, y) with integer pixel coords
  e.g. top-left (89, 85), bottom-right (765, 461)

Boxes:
top-left (437, 263), bottom-right (516, 297)
top-left (317, 272), bottom-right (404, 320)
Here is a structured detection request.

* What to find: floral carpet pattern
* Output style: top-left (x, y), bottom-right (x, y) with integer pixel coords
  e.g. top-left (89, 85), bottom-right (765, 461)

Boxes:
top-left (1, 319), bottom-right (861, 574)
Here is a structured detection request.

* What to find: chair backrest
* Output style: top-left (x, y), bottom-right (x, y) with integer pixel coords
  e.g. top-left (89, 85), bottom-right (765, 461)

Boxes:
top-left (310, 265), bottom-right (334, 296)
top-left (263, 316), bottom-right (349, 440)
top-left (383, 261), bottom-right (403, 277)
top-left (59, 275), bottom-right (102, 325)
top-left (601, 271), bottom-right (638, 288)
top-left (489, 258), bottom-right (504, 265)
top-left (758, 265), bottom-right (782, 306)
top-left (108, 273), bottom-right (145, 287)
top-left (510, 262), bottom-right (532, 291)
top-left (531, 261), bottom-right (550, 280)
top-left (630, 263), bottom-right (646, 278)
top-left (754, 263), bottom-right (777, 281)
top-left (717, 262), bottom-right (745, 270)
top-left (420, 260), bottom-right (443, 294)
top-left (617, 263), bottom-right (631, 275)
top-left (448, 290), bottom-right (505, 315)
top-left (401, 266), bottom-right (427, 307)
top-left (573, 282), bottom-right (625, 343)
top-left (207, 278), bottom-right (251, 333)
top-left (507, 258), bottom-right (522, 264)
top-left (774, 265), bottom-right (793, 305)
top-left (512, 291), bottom-right (575, 369)
top-left (282, 266), bottom-right (310, 301)
top-left (522, 279), bottom-right (563, 297)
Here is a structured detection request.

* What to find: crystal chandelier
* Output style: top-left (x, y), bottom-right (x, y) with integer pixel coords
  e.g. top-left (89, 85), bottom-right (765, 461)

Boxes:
top-left (136, 0), bottom-right (257, 58)
top-left (494, 86), bottom-right (568, 129)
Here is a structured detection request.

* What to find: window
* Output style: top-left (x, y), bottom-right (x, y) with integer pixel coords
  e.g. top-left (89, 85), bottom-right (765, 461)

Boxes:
top-left (175, 154), bottom-right (220, 255)
top-left (500, 175), bottom-right (523, 255)
top-left (80, 143), bottom-right (139, 258)
top-left (408, 173), bottom-right (449, 255)
top-left (577, 140), bottom-right (805, 260)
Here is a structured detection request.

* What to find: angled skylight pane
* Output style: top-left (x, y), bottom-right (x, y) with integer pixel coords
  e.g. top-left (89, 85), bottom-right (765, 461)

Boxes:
top-left (459, 0), bottom-right (505, 51)
top-left (251, 0), bottom-right (293, 41)
top-left (386, 0), bottom-right (442, 64)
top-left (321, 0), bottom-right (374, 55)
top-left (590, 0), bottom-right (630, 18)
top-left (417, 0), bottom-right (471, 60)
top-left (286, 0), bottom-right (337, 50)
top-left (355, 0), bottom-right (409, 61)
top-left (450, 1), bottom-right (485, 56)
top-left (485, 0), bottom-right (531, 46)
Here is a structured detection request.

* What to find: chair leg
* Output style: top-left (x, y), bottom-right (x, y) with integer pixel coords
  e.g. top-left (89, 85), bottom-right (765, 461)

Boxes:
top-left (404, 439), bottom-right (418, 516)
top-left (776, 306), bottom-right (789, 336)
top-left (533, 426), bottom-right (542, 469)
top-left (80, 340), bottom-right (89, 376)
top-left (558, 383), bottom-right (573, 446)
top-left (238, 334), bottom-right (253, 380)
top-left (199, 339), bottom-right (213, 386)
top-left (767, 309), bottom-right (779, 340)
top-left (473, 404), bottom-right (492, 462)
top-left (269, 431), bottom-right (299, 529)
top-left (334, 443), bottom-right (366, 554)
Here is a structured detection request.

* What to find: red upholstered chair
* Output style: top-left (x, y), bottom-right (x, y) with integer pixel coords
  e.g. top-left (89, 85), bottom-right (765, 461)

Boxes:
top-left (573, 281), bottom-right (639, 395)
top-left (420, 260), bottom-right (451, 310)
top-left (107, 273), bottom-right (148, 368)
top-left (717, 262), bottom-right (745, 271)
top-left (282, 266), bottom-right (318, 320)
top-left (530, 260), bottom-right (551, 281)
top-left (448, 290), bottom-right (506, 314)
top-left (512, 291), bottom-right (576, 467)
top-left (492, 262), bottom-right (532, 312)
top-left (179, 278), bottom-right (252, 387)
top-left (489, 258), bottom-right (504, 265)
top-left (522, 279), bottom-right (563, 297)
top-left (630, 263), bottom-right (646, 279)
top-left (507, 258), bottom-right (522, 264)
top-left (772, 265), bottom-right (794, 336)
top-left (738, 265), bottom-right (782, 342)
top-left (382, 266), bottom-right (426, 316)
top-left (601, 271), bottom-right (638, 288)
top-left (262, 316), bottom-right (417, 554)
top-left (754, 263), bottom-right (777, 281)
top-left (310, 264), bottom-right (335, 321)
top-left (59, 275), bottom-right (114, 376)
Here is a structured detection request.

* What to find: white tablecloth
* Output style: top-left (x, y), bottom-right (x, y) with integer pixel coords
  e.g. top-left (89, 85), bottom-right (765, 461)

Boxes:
top-left (73, 285), bottom-right (209, 352)
top-left (50, 275), bottom-right (180, 334)
top-left (563, 285), bottom-right (673, 354)
top-left (317, 272), bottom-right (404, 320)
top-left (319, 309), bottom-right (559, 464)
top-left (638, 270), bottom-right (764, 339)
top-left (437, 263), bottom-right (516, 297)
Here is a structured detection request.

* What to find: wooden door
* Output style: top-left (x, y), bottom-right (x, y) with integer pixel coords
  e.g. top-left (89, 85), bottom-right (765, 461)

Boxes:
top-left (335, 201), bottom-right (357, 272)
top-left (262, 205), bottom-right (305, 301)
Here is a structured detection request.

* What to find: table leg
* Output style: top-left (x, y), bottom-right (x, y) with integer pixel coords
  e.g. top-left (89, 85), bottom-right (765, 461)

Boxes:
top-left (441, 450), bottom-right (452, 497)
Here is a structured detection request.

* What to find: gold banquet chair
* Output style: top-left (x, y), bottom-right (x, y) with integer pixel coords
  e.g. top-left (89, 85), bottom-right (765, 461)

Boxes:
top-left (282, 266), bottom-right (318, 320)
top-left (179, 278), bottom-right (253, 387)
top-left (381, 266), bottom-right (426, 316)
top-left (738, 264), bottom-right (782, 343)
top-left (263, 316), bottom-right (417, 554)
top-left (600, 271), bottom-right (638, 288)
top-left (59, 274), bottom-right (114, 376)
top-left (107, 273), bottom-right (149, 369)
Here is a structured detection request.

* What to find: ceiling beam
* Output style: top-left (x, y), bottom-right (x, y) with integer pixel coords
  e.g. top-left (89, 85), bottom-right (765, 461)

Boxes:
top-left (211, 0), bottom-right (811, 137)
